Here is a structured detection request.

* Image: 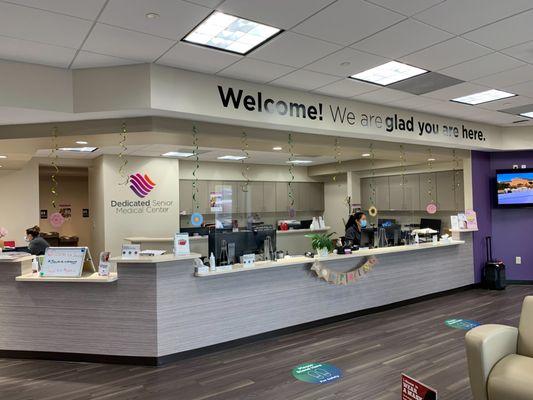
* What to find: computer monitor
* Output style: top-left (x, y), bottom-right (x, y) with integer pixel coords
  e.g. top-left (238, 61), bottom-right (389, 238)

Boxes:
top-left (208, 228), bottom-right (277, 264)
top-left (420, 218), bottom-right (442, 234)
top-left (252, 226), bottom-right (276, 256)
top-left (384, 224), bottom-right (401, 246)
top-left (378, 218), bottom-right (396, 228)
top-left (360, 228), bottom-right (374, 248)
top-left (179, 226), bottom-right (210, 236)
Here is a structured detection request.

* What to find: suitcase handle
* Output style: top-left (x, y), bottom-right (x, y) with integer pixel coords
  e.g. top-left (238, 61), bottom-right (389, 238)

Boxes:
top-left (486, 236), bottom-right (493, 263)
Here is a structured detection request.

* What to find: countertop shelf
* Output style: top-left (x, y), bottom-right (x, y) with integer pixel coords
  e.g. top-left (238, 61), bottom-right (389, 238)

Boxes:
top-left (195, 240), bottom-right (464, 277)
top-left (450, 228), bottom-right (478, 232)
top-left (16, 272), bottom-right (118, 283)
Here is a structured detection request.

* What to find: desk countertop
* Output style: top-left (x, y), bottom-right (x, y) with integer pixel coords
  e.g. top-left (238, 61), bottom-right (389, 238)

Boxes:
top-left (110, 253), bottom-right (202, 264)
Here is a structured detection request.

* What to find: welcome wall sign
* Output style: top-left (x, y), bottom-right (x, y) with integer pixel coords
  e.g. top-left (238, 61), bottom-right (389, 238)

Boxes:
top-left (218, 84), bottom-right (487, 144)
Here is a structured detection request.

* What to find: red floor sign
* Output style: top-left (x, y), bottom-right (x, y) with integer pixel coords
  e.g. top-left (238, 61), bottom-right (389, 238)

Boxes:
top-left (402, 374), bottom-right (437, 400)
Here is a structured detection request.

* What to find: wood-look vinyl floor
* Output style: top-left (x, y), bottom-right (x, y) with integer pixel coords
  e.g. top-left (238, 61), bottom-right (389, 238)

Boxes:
top-left (0, 285), bottom-right (531, 400)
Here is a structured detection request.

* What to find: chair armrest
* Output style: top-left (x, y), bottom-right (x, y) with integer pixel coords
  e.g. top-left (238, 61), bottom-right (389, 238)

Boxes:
top-left (465, 324), bottom-right (518, 400)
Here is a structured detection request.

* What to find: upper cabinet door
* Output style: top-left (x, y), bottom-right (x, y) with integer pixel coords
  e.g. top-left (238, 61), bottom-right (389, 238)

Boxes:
top-left (179, 179), bottom-right (193, 215)
top-left (375, 176), bottom-right (390, 211)
top-left (436, 171), bottom-right (455, 211)
top-left (454, 171), bottom-right (465, 211)
top-left (403, 173), bottom-right (420, 211)
top-left (361, 178), bottom-right (371, 211)
top-left (388, 175), bottom-right (403, 211)
top-left (275, 182), bottom-right (288, 212)
top-left (263, 182), bottom-right (276, 212)
top-left (419, 173), bottom-right (437, 209)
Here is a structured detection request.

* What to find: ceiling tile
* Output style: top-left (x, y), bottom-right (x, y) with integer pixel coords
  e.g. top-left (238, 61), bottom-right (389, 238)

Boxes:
top-left (0, 2), bottom-right (92, 49)
top-left (399, 37), bottom-right (491, 71)
top-left (83, 23), bottom-right (174, 62)
top-left (463, 9), bottom-right (533, 50)
top-left (217, 58), bottom-right (294, 83)
top-left (422, 82), bottom-right (489, 101)
top-left (388, 95), bottom-right (444, 111)
top-left (504, 80), bottom-right (533, 98)
top-left (473, 65), bottom-right (533, 88)
top-left (186, 0), bottom-right (223, 7)
top-left (501, 41), bottom-right (533, 64)
top-left (478, 95), bottom-right (533, 111)
top-left (351, 19), bottom-right (452, 59)
top-left (71, 51), bottom-right (140, 69)
top-left (364, 0), bottom-right (444, 16)
top-left (353, 88), bottom-right (412, 104)
top-left (218, 0), bottom-right (336, 29)
top-left (388, 72), bottom-right (463, 95)
top-left (413, 0), bottom-right (533, 35)
top-left (270, 70), bottom-right (340, 91)
top-left (0, 35), bottom-right (75, 68)
top-left (249, 31), bottom-right (340, 68)
top-left (312, 79), bottom-right (379, 98)
top-left (157, 42), bottom-right (241, 73)
top-left (292, 0), bottom-right (405, 46)
top-left (439, 53), bottom-right (525, 81)
top-left (5, 0), bottom-right (107, 19)
top-left (100, 0), bottom-right (211, 40)
top-left (498, 102), bottom-right (533, 115)
top-left (305, 47), bottom-right (387, 78)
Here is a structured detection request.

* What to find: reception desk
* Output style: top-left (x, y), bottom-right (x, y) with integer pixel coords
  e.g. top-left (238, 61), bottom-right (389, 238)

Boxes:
top-left (0, 234), bottom-right (474, 365)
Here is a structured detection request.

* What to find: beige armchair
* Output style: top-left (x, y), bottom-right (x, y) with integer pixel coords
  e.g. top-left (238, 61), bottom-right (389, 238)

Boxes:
top-left (466, 296), bottom-right (533, 400)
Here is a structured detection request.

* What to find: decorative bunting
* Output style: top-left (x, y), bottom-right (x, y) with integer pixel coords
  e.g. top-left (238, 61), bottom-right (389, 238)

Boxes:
top-left (118, 122), bottom-right (129, 186)
top-left (311, 256), bottom-right (378, 285)
top-left (50, 127), bottom-right (59, 208)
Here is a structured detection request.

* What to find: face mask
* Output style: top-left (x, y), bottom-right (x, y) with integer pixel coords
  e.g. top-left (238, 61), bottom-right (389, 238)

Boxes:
top-left (360, 220), bottom-right (367, 228)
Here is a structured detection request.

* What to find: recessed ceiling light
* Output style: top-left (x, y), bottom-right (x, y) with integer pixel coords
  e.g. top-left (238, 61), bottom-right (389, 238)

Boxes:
top-left (452, 89), bottom-right (516, 105)
top-left (520, 111), bottom-right (533, 118)
top-left (0, 155), bottom-right (6, 159)
top-left (145, 12), bottom-right (160, 19)
top-left (350, 61), bottom-right (428, 86)
top-left (75, 140), bottom-right (88, 145)
top-left (287, 160), bottom-right (312, 164)
top-left (361, 153), bottom-right (371, 157)
top-left (161, 151), bottom-right (195, 158)
top-left (182, 11), bottom-right (281, 55)
top-left (427, 158), bottom-right (436, 162)
top-left (272, 146), bottom-right (282, 151)
top-left (218, 155), bottom-right (248, 161)
top-left (59, 147), bottom-right (98, 153)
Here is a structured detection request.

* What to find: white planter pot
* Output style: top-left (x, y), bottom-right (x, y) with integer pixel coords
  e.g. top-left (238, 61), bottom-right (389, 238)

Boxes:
top-left (317, 247), bottom-right (329, 258)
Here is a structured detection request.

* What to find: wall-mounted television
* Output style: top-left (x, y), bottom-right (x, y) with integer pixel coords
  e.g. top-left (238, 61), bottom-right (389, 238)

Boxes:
top-left (496, 168), bottom-right (533, 207)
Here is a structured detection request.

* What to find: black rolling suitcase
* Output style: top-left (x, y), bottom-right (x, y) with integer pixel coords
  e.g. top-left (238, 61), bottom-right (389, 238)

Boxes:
top-left (484, 236), bottom-right (506, 290)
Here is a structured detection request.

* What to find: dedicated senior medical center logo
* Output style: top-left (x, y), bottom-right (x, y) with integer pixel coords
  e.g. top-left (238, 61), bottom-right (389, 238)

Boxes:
top-left (129, 173), bottom-right (156, 198)
top-left (110, 172), bottom-right (174, 215)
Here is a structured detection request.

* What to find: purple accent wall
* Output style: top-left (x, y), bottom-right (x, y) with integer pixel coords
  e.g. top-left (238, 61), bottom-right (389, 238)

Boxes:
top-left (471, 150), bottom-right (533, 281)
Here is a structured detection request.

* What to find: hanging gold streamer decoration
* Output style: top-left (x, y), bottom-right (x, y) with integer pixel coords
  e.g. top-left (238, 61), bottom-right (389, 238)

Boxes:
top-left (368, 143), bottom-right (378, 217)
top-left (425, 148), bottom-right (438, 214)
top-left (333, 137), bottom-right (342, 183)
top-left (452, 148), bottom-right (460, 211)
top-left (287, 133), bottom-right (295, 208)
top-left (192, 125), bottom-right (200, 210)
top-left (118, 122), bottom-right (129, 186)
top-left (50, 127), bottom-right (59, 208)
top-left (400, 144), bottom-right (406, 189)
top-left (240, 131), bottom-right (250, 192)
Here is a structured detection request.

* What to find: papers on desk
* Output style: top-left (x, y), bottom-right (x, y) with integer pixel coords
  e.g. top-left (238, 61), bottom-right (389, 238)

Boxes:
top-left (411, 228), bottom-right (438, 235)
top-left (139, 249), bottom-right (166, 256)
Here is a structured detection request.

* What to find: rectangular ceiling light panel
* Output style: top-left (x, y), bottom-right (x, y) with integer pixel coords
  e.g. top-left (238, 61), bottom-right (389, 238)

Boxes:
top-left (351, 61), bottom-right (428, 86)
top-left (520, 111), bottom-right (533, 118)
top-left (452, 89), bottom-right (516, 105)
top-left (183, 11), bottom-right (281, 55)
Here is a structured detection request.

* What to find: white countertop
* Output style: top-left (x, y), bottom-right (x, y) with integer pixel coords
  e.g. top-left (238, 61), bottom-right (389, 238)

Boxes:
top-left (0, 254), bottom-right (34, 263)
top-left (16, 272), bottom-right (118, 283)
top-left (195, 240), bottom-right (464, 277)
top-left (110, 253), bottom-right (202, 264)
top-left (277, 227), bottom-right (330, 235)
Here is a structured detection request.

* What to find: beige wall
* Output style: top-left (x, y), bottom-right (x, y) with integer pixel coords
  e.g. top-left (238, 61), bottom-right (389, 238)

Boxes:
top-left (0, 160), bottom-right (39, 245)
top-left (89, 155), bottom-right (180, 256)
top-left (323, 178), bottom-right (349, 236)
top-left (39, 174), bottom-right (90, 246)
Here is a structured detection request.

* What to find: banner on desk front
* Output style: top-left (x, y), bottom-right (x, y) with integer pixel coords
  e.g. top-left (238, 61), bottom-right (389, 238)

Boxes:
top-left (402, 374), bottom-right (437, 400)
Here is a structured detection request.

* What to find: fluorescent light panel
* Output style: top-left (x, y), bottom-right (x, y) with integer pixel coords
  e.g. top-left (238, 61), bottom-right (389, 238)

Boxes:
top-left (182, 11), bottom-right (281, 55)
top-left (162, 151), bottom-right (194, 158)
top-left (218, 155), bottom-right (248, 161)
top-left (351, 61), bottom-right (427, 86)
top-left (452, 89), bottom-right (516, 105)
top-left (59, 147), bottom-right (98, 153)
top-left (520, 111), bottom-right (533, 118)
top-left (287, 160), bottom-right (312, 164)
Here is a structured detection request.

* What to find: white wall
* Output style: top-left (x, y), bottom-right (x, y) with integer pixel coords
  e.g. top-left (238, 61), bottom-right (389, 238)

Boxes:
top-left (0, 160), bottom-right (39, 245)
top-left (323, 178), bottom-right (348, 236)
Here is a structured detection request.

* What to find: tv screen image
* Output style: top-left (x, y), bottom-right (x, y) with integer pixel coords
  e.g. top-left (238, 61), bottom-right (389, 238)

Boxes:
top-left (496, 169), bottom-right (533, 206)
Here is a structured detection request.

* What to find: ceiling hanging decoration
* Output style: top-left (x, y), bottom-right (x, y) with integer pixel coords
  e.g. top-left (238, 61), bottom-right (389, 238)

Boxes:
top-left (368, 143), bottom-right (378, 217)
top-left (287, 133), bottom-right (296, 218)
top-left (426, 148), bottom-right (438, 215)
top-left (118, 121), bottom-right (129, 186)
top-left (49, 126), bottom-right (59, 209)
top-left (240, 131), bottom-right (250, 193)
top-left (190, 125), bottom-right (203, 227)
top-left (332, 137), bottom-right (341, 183)
top-left (452, 149), bottom-right (460, 212)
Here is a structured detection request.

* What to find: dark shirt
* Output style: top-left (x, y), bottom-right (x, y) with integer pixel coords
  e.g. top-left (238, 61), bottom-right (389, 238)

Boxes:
top-left (345, 225), bottom-right (362, 246)
top-left (28, 236), bottom-right (49, 256)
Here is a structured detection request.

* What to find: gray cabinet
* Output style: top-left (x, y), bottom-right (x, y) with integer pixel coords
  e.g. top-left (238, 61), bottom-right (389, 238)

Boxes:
top-left (309, 182), bottom-right (324, 211)
top-left (223, 181), bottom-right (239, 214)
top-left (403, 173), bottom-right (420, 211)
top-left (419, 173), bottom-right (437, 208)
top-left (276, 182), bottom-right (289, 212)
top-left (375, 176), bottom-right (390, 211)
top-left (388, 175), bottom-right (403, 210)
top-left (179, 179), bottom-right (193, 214)
top-left (454, 171), bottom-right (465, 211)
top-left (436, 171), bottom-right (455, 210)
top-left (361, 178), bottom-right (371, 210)
top-left (263, 182), bottom-right (277, 212)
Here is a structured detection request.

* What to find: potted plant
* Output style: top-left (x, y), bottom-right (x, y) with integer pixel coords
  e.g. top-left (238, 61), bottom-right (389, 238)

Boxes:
top-left (306, 232), bottom-right (335, 257)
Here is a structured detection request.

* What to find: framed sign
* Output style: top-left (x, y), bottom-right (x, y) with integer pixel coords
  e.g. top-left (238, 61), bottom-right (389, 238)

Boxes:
top-left (40, 209), bottom-right (48, 219)
top-left (82, 208), bottom-right (90, 218)
top-left (40, 247), bottom-right (91, 277)
top-left (174, 233), bottom-right (190, 256)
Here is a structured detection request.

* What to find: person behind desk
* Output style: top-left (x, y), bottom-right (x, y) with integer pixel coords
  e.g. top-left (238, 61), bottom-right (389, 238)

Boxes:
top-left (345, 211), bottom-right (367, 247)
top-left (25, 225), bottom-right (49, 256)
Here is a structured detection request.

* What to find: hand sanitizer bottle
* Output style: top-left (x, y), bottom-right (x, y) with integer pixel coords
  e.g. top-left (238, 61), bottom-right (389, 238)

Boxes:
top-left (209, 252), bottom-right (216, 272)
top-left (32, 258), bottom-right (39, 274)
